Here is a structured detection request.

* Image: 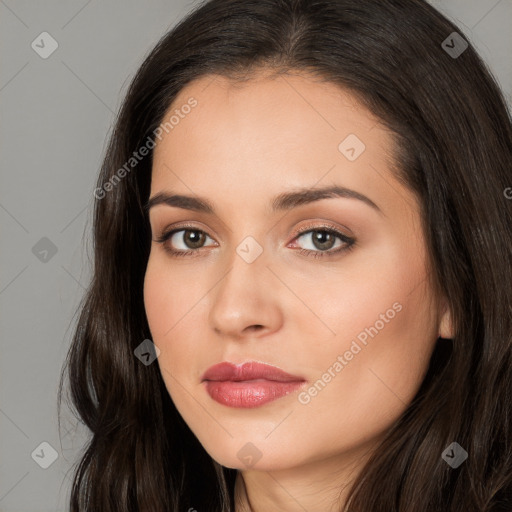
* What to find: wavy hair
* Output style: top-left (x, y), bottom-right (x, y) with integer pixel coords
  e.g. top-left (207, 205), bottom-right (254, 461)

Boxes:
top-left (58, 0), bottom-right (512, 510)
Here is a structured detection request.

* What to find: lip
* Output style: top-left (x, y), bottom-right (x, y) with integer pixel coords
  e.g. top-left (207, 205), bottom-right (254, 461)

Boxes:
top-left (201, 361), bottom-right (306, 408)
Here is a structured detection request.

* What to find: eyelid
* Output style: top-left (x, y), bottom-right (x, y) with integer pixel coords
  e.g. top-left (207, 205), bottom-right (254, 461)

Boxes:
top-left (154, 221), bottom-right (219, 243)
top-left (155, 219), bottom-right (352, 240)
top-left (290, 220), bottom-right (354, 239)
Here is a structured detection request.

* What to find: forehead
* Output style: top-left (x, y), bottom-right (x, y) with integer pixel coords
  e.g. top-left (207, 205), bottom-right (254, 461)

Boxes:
top-left (156, 71), bottom-right (384, 153)
top-left (150, 71), bottom-right (409, 216)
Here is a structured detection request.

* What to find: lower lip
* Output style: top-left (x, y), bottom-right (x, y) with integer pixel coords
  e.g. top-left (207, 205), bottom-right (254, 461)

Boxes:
top-left (204, 380), bottom-right (305, 408)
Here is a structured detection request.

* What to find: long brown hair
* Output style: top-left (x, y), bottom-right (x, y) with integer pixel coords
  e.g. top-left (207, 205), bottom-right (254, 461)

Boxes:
top-left (58, 0), bottom-right (512, 510)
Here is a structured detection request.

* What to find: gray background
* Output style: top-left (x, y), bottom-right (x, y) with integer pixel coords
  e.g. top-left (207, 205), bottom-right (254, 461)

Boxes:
top-left (1, 1), bottom-right (510, 510)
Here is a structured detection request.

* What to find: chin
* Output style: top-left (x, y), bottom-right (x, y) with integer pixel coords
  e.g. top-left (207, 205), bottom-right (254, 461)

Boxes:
top-left (201, 438), bottom-right (306, 472)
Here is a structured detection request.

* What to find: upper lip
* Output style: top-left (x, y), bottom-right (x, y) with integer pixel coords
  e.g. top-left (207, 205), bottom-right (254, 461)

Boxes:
top-left (201, 361), bottom-right (305, 382)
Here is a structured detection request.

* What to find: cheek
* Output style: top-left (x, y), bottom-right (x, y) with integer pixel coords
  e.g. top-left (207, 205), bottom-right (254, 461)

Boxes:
top-left (288, 237), bottom-right (432, 356)
top-left (143, 267), bottom-right (172, 342)
top-left (143, 254), bottom-right (211, 387)
top-left (143, 257), bottom-right (192, 370)
top-left (291, 284), bottom-right (437, 459)
top-left (143, 257), bottom-right (216, 438)
top-left (293, 241), bottom-right (437, 422)
top-left (143, 255), bottom-right (200, 339)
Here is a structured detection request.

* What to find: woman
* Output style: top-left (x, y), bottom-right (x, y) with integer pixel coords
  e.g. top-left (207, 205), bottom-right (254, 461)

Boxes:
top-left (58, 0), bottom-right (512, 510)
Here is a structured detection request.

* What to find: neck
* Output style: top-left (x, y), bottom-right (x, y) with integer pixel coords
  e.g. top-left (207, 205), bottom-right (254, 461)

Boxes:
top-left (233, 444), bottom-right (376, 512)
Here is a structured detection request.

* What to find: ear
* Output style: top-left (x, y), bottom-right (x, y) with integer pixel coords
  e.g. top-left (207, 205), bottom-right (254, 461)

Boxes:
top-left (438, 297), bottom-right (454, 339)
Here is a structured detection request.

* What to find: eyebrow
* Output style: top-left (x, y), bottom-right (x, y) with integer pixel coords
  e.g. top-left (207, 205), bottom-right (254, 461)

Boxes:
top-left (144, 185), bottom-right (382, 215)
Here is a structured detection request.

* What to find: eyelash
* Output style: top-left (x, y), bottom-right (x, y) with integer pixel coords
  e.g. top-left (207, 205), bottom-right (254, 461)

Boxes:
top-left (154, 223), bottom-right (356, 259)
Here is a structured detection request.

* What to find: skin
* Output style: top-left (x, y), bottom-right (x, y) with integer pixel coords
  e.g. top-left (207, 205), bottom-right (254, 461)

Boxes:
top-left (143, 69), bottom-right (453, 512)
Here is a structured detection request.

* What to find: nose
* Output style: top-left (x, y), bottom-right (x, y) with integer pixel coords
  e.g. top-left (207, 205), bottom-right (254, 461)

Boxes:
top-left (208, 245), bottom-right (284, 340)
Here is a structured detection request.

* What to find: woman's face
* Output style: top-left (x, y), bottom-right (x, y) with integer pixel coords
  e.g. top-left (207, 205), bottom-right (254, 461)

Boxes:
top-left (144, 70), bottom-right (452, 473)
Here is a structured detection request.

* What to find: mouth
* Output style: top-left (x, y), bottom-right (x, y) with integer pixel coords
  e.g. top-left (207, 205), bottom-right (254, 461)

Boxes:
top-left (201, 361), bottom-right (306, 408)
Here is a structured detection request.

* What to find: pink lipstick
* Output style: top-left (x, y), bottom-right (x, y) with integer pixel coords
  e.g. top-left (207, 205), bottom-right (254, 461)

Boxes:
top-left (201, 361), bottom-right (306, 408)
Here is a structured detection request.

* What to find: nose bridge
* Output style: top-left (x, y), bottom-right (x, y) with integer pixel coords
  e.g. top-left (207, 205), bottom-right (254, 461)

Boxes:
top-left (208, 234), bottom-right (280, 335)
top-left (220, 224), bottom-right (269, 286)
top-left (214, 236), bottom-right (268, 310)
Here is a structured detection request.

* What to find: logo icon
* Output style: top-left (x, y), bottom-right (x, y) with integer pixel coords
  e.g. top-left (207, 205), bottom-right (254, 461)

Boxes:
top-left (134, 339), bottom-right (161, 365)
top-left (32, 237), bottom-right (58, 263)
top-left (31, 32), bottom-right (59, 59)
top-left (237, 442), bottom-right (263, 468)
top-left (31, 441), bottom-right (59, 469)
top-left (236, 236), bottom-right (263, 264)
top-left (338, 134), bottom-right (366, 161)
top-left (441, 32), bottom-right (468, 59)
top-left (442, 441), bottom-right (468, 468)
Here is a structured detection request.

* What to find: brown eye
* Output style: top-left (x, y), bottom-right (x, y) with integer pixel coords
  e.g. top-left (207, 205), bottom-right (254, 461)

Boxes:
top-left (308, 231), bottom-right (337, 251)
top-left (289, 224), bottom-right (356, 260)
top-left (176, 229), bottom-right (207, 249)
top-left (155, 227), bottom-right (216, 257)
top-left (295, 228), bottom-right (353, 253)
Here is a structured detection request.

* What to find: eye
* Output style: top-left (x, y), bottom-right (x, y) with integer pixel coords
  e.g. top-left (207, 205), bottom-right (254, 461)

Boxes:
top-left (290, 225), bottom-right (356, 259)
top-left (154, 223), bottom-right (356, 259)
top-left (154, 227), bottom-right (217, 257)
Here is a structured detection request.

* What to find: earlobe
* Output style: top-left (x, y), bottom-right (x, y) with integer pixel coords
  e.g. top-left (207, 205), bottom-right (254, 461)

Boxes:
top-left (438, 299), bottom-right (454, 339)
